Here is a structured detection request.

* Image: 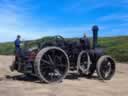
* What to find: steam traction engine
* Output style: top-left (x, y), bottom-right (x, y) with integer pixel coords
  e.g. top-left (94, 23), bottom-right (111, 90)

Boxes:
top-left (10, 26), bottom-right (116, 83)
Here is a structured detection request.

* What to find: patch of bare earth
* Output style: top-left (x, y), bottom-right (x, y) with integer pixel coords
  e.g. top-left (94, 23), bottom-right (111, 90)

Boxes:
top-left (0, 55), bottom-right (128, 96)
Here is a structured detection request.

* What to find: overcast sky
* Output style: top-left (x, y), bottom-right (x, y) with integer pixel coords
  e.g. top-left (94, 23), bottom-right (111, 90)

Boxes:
top-left (0, 0), bottom-right (128, 42)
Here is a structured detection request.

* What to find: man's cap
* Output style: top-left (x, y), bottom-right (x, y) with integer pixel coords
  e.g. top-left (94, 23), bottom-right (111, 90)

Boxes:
top-left (17, 35), bottom-right (21, 38)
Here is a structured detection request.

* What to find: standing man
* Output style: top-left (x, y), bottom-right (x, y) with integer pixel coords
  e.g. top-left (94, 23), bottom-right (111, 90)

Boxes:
top-left (15, 35), bottom-right (21, 57)
top-left (92, 25), bottom-right (99, 49)
top-left (10, 35), bottom-right (21, 71)
top-left (80, 33), bottom-right (91, 49)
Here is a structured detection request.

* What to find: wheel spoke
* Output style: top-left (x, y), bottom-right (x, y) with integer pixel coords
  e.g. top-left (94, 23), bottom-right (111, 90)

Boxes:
top-left (48, 55), bottom-right (54, 65)
top-left (41, 59), bottom-right (51, 65)
top-left (54, 69), bottom-right (61, 76)
top-left (56, 55), bottom-right (63, 61)
top-left (56, 64), bottom-right (66, 67)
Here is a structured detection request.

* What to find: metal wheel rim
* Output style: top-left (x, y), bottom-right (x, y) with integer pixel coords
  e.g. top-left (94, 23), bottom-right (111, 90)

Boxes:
top-left (97, 55), bottom-right (116, 80)
top-left (35, 47), bottom-right (69, 83)
top-left (77, 51), bottom-right (91, 74)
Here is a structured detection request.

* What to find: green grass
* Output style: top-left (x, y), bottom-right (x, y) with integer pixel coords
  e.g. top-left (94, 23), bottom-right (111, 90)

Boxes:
top-left (98, 36), bottom-right (128, 62)
top-left (0, 42), bottom-right (15, 55)
top-left (0, 36), bottom-right (128, 62)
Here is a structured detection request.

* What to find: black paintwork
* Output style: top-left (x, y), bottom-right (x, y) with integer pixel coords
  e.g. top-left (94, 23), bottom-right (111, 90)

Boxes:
top-left (13, 35), bottom-right (104, 74)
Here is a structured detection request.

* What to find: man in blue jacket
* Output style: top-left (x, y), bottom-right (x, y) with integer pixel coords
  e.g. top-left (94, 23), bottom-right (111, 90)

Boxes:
top-left (15, 35), bottom-right (21, 56)
top-left (10, 35), bottom-right (21, 71)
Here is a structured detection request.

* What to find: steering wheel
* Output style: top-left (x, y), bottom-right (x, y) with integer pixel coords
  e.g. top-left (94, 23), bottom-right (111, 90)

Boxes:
top-left (55, 35), bottom-right (65, 42)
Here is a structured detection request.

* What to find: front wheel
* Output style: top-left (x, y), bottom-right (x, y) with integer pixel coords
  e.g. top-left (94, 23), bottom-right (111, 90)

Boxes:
top-left (96, 55), bottom-right (116, 80)
top-left (77, 51), bottom-right (95, 77)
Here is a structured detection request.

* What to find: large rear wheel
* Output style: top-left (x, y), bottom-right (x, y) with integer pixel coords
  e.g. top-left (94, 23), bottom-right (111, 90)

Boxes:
top-left (35, 47), bottom-right (69, 83)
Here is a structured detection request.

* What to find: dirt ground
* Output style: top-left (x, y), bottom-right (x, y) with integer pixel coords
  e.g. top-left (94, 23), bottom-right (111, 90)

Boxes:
top-left (0, 55), bottom-right (128, 96)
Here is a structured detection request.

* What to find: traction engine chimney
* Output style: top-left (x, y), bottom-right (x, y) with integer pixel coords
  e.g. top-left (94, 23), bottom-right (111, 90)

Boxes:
top-left (92, 25), bottom-right (99, 49)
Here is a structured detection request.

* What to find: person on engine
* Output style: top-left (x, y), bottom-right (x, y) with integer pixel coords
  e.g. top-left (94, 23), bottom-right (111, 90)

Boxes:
top-left (14, 35), bottom-right (21, 57)
top-left (80, 33), bottom-right (91, 50)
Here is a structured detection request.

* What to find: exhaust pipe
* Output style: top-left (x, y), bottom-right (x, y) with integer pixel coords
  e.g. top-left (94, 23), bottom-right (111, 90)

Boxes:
top-left (92, 25), bottom-right (99, 49)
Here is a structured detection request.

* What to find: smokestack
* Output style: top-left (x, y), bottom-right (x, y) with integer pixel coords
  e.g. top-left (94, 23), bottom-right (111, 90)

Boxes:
top-left (92, 25), bottom-right (99, 49)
